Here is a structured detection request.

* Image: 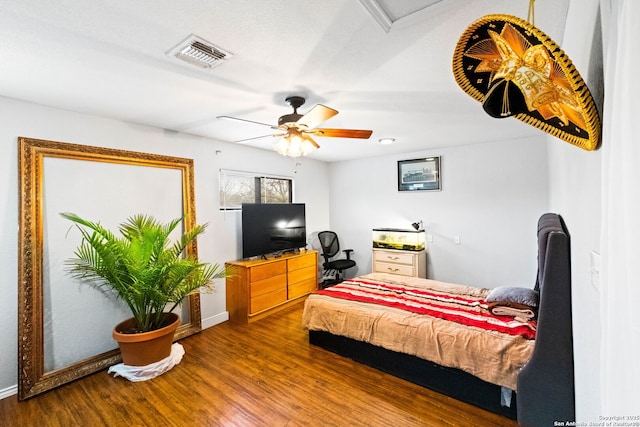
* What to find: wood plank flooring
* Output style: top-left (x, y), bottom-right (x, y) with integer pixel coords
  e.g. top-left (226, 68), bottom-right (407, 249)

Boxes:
top-left (0, 300), bottom-right (518, 426)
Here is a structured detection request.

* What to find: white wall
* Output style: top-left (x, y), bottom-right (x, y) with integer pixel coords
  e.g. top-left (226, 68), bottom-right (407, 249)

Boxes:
top-left (327, 136), bottom-right (549, 289)
top-left (548, 0), bottom-right (604, 422)
top-left (548, 141), bottom-right (602, 423)
top-left (0, 95), bottom-right (330, 394)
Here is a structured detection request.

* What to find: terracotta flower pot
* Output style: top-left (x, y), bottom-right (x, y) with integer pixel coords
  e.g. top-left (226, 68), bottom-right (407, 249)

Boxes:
top-left (112, 313), bottom-right (180, 366)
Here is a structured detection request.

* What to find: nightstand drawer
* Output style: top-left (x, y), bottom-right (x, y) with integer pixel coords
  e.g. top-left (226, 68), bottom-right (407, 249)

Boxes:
top-left (373, 250), bottom-right (415, 265)
top-left (374, 261), bottom-right (415, 276)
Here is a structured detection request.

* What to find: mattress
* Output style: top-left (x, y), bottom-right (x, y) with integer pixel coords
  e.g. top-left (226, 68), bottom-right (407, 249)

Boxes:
top-left (302, 272), bottom-right (535, 390)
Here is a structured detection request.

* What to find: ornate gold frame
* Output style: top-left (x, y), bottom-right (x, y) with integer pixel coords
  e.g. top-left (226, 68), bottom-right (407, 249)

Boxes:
top-left (17, 137), bottom-right (202, 400)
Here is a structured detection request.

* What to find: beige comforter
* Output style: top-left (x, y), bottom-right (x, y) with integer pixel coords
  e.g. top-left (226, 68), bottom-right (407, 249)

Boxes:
top-left (302, 273), bottom-right (535, 390)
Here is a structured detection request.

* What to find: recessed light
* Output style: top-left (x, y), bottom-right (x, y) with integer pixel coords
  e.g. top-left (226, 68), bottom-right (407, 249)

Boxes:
top-left (378, 138), bottom-right (396, 145)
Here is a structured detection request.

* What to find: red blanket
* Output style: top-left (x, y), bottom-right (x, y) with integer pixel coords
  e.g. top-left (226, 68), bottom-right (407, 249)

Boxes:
top-left (317, 278), bottom-right (536, 340)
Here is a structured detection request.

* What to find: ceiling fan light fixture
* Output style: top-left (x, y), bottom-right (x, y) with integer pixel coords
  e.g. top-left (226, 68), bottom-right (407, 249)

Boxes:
top-left (224, 96), bottom-right (373, 156)
top-left (274, 134), bottom-right (317, 158)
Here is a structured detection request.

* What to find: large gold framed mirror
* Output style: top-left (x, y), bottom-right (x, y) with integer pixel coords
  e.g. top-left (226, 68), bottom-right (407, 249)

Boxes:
top-left (18, 137), bottom-right (202, 400)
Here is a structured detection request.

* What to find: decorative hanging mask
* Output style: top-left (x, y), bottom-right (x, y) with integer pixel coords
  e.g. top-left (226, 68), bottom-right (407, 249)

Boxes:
top-left (452, 12), bottom-right (600, 150)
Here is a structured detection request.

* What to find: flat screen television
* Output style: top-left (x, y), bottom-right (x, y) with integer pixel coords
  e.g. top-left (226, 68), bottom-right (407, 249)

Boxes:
top-left (241, 203), bottom-right (307, 258)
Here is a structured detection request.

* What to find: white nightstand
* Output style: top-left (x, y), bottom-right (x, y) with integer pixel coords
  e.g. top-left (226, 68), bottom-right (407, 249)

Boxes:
top-left (372, 248), bottom-right (426, 278)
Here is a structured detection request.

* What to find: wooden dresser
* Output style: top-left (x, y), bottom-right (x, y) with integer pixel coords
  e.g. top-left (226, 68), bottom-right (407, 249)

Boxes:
top-left (225, 250), bottom-right (318, 323)
top-left (372, 248), bottom-right (427, 278)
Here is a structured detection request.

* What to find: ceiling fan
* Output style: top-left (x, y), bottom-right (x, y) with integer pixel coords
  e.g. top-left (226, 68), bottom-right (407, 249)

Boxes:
top-left (217, 96), bottom-right (373, 157)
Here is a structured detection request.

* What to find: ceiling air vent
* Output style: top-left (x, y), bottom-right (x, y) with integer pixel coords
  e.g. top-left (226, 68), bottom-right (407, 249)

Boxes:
top-left (167, 34), bottom-right (232, 70)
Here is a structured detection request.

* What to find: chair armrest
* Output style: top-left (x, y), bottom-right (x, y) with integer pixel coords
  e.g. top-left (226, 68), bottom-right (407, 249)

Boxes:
top-left (343, 249), bottom-right (353, 260)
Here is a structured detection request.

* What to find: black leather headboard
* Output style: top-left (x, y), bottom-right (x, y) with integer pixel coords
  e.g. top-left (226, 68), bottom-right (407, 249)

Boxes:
top-left (518, 213), bottom-right (575, 426)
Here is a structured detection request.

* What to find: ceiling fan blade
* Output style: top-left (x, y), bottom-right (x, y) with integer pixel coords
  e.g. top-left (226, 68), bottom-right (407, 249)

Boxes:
top-left (296, 104), bottom-right (338, 130)
top-left (217, 115), bottom-right (278, 129)
top-left (234, 133), bottom-right (286, 144)
top-left (310, 128), bottom-right (373, 139)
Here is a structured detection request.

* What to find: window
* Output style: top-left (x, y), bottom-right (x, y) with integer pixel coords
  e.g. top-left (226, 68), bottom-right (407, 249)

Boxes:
top-left (219, 169), bottom-right (293, 210)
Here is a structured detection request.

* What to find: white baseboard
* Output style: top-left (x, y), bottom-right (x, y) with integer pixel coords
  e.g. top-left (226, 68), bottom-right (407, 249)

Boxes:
top-left (0, 385), bottom-right (17, 400)
top-left (201, 311), bottom-right (229, 330)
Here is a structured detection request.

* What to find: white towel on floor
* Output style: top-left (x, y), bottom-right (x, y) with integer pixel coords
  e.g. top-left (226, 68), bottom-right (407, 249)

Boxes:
top-left (108, 343), bottom-right (185, 382)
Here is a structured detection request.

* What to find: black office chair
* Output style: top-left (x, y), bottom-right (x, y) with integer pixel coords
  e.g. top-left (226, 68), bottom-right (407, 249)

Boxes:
top-left (318, 231), bottom-right (356, 287)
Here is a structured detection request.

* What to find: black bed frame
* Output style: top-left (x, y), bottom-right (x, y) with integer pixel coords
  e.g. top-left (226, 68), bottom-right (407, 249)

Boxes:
top-left (309, 329), bottom-right (518, 418)
top-left (308, 213), bottom-right (575, 426)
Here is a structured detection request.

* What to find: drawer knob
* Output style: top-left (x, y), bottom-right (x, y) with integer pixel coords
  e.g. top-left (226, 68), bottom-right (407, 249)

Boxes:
top-left (387, 256), bottom-right (399, 260)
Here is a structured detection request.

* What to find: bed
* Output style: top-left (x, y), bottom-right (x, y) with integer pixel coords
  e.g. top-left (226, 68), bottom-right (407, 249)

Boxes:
top-left (302, 213), bottom-right (575, 426)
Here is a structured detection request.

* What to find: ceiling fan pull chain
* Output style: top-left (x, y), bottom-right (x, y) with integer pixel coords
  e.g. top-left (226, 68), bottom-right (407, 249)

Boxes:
top-left (527, 0), bottom-right (535, 25)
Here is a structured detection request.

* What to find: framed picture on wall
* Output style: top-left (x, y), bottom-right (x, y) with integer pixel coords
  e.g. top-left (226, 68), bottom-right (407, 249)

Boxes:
top-left (397, 157), bottom-right (441, 191)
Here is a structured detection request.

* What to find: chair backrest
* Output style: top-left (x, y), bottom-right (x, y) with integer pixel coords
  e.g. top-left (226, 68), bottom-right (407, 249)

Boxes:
top-left (318, 231), bottom-right (340, 260)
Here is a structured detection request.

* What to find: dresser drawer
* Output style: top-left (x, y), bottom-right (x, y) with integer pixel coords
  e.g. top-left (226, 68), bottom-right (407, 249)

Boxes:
top-left (288, 265), bottom-right (316, 284)
top-left (374, 261), bottom-right (415, 276)
top-left (288, 278), bottom-right (317, 299)
top-left (250, 274), bottom-right (286, 296)
top-left (373, 250), bottom-right (415, 265)
top-left (250, 260), bottom-right (286, 282)
top-left (287, 252), bottom-right (316, 271)
top-left (250, 288), bottom-right (287, 313)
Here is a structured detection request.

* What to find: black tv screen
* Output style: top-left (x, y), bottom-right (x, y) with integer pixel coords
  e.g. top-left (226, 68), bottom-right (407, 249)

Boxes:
top-left (241, 203), bottom-right (306, 258)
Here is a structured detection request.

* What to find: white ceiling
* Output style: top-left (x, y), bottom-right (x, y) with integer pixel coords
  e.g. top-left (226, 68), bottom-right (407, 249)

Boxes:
top-left (0, 0), bottom-right (569, 162)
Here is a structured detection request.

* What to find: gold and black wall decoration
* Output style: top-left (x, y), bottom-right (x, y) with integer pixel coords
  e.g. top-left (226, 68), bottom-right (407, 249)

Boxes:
top-left (452, 14), bottom-right (601, 151)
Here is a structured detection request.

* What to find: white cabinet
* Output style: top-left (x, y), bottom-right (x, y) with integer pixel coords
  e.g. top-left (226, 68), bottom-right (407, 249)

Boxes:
top-left (372, 248), bottom-right (426, 278)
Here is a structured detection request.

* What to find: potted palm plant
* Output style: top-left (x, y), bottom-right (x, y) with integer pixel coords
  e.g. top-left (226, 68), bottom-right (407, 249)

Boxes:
top-left (60, 212), bottom-right (227, 366)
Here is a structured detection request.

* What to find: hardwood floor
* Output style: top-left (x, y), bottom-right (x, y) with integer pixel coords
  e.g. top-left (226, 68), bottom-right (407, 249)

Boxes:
top-left (0, 300), bottom-right (518, 426)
